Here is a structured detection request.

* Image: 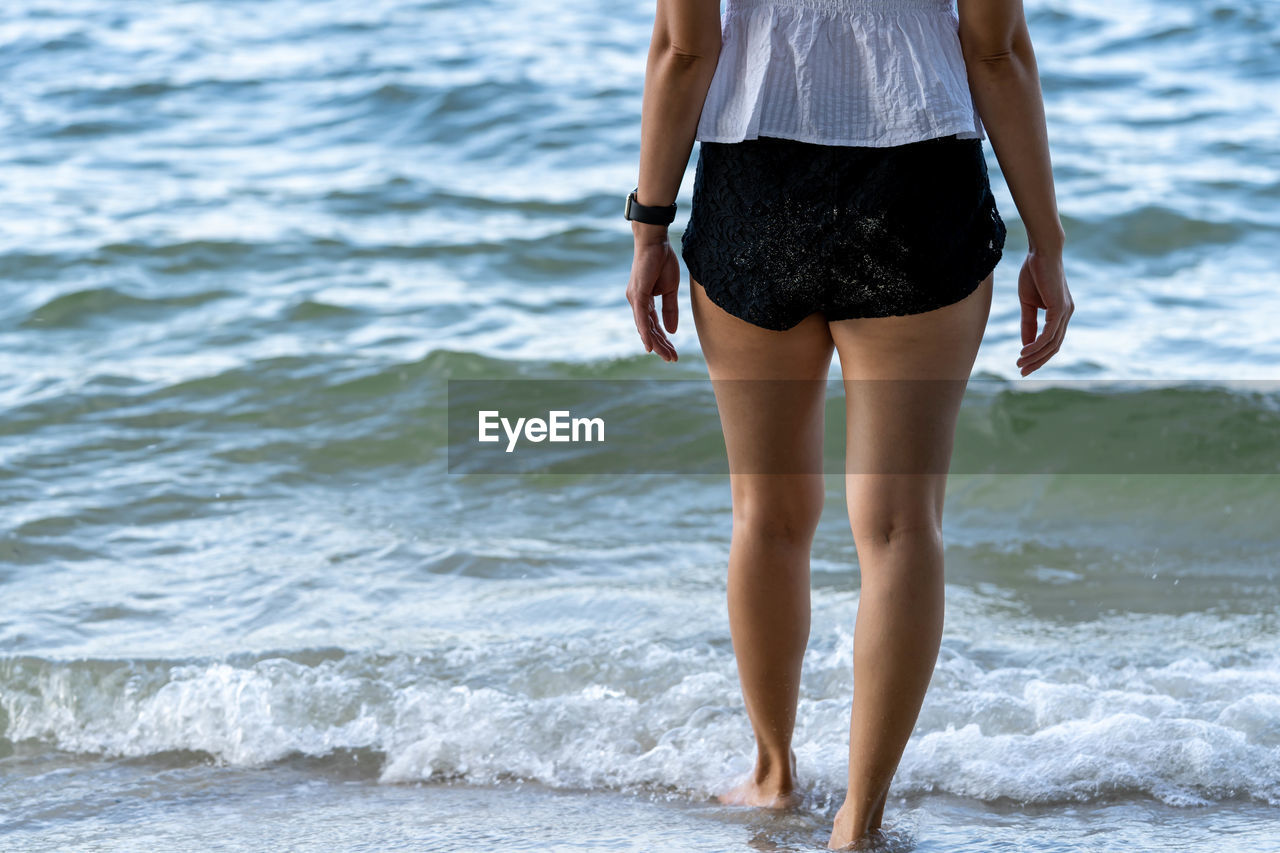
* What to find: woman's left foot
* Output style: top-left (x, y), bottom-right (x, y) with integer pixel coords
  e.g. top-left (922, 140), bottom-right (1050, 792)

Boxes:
top-left (715, 748), bottom-right (802, 809)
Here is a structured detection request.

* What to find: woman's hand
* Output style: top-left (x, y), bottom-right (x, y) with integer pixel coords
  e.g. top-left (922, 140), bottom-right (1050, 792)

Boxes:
top-left (1016, 247), bottom-right (1073, 375)
top-left (626, 225), bottom-right (680, 362)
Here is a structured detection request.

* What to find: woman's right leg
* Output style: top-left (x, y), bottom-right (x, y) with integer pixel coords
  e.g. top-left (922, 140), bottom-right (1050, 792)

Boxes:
top-left (689, 278), bottom-right (835, 809)
top-left (825, 273), bottom-right (993, 849)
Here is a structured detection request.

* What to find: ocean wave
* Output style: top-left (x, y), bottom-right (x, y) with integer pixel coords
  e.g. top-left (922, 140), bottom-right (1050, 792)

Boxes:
top-left (4, 613), bottom-right (1278, 807)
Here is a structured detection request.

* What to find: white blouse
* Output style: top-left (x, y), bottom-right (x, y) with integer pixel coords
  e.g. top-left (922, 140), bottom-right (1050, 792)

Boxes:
top-left (694, 0), bottom-right (985, 147)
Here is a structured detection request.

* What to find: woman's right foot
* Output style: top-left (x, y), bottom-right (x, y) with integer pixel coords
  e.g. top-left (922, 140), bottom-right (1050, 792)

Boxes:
top-left (826, 804), bottom-right (883, 850)
top-left (827, 823), bottom-right (886, 851)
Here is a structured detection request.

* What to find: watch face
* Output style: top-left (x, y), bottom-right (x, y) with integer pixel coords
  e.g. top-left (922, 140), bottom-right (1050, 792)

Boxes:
top-left (624, 193), bottom-right (633, 220)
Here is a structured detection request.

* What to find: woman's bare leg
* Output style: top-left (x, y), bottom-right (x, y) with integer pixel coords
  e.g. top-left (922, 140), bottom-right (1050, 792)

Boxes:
top-left (690, 279), bottom-right (835, 808)
top-left (825, 273), bottom-right (993, 849)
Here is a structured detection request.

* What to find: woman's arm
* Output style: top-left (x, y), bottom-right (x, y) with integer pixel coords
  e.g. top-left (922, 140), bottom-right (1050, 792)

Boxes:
top-left (958, 0), bottom-right (1073, 375)
top-left (626, 0), bottom-right (722, 361)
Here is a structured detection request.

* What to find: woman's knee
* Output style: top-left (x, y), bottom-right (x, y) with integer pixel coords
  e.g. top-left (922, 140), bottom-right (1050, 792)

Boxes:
top-left (847, 506), bottom-right (942, 553)
top-left (731, 475), bottom-right (826, 545)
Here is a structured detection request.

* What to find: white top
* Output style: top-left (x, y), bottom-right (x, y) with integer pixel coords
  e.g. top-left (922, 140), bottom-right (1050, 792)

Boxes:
top-left (695, 0), bottom-right (985, 147)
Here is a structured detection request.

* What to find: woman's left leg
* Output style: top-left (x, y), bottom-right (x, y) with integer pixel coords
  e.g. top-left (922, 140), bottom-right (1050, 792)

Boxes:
top-left (826, 272), bottom-right (993, 847)
top-left (690, 278), bottom-right (835, 808)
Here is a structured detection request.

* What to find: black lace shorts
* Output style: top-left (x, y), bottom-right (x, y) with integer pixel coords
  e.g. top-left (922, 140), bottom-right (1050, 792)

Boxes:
top-left (679, 133), bottom-right (1007, 331)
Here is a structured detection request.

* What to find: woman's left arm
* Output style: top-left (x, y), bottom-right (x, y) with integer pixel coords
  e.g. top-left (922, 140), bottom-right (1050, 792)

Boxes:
top-left (626, 0), bottom-right (722, 362)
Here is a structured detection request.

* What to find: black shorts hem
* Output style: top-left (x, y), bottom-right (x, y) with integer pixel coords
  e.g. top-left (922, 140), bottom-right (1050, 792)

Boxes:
top-left (682, 248), bottom-right (818, 332)
top-left (682, 243), bottom-right (1004, 329)
top-left (824, 243), bottom-right (1004, 322)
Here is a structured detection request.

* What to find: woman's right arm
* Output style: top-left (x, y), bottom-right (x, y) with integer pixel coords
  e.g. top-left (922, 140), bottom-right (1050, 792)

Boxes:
top-left (958, 0), bottom-right (1073, 376)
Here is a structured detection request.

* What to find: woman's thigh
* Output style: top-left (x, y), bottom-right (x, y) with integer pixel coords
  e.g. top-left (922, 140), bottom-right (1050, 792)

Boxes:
top-left (829, 273), bottom-right (993, 533)
top-left (690, 279), bottom-right (833, 516)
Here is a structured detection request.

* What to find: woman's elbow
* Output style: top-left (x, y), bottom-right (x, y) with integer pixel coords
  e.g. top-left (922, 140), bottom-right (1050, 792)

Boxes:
top-left (965, 45), bottom-right (1014, 68)
top-left (961, 28), bottom-right (1032, 76)
top-left (664, 40), bottom-right (721, 67)
top-left (959, 5), bottom-right (1033, 72)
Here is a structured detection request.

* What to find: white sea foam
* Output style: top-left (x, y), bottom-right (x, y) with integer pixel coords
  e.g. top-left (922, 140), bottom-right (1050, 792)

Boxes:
top-left (5, 603), bottom-right (1279, 808)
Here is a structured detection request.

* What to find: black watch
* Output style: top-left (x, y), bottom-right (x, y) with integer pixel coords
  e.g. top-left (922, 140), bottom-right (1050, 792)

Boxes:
top-left (624, 187), bottom-right (677, 226)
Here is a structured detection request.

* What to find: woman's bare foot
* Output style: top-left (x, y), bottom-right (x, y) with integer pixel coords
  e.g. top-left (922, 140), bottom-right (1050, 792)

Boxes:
top-left (715, 747), bottom-right (802, 809)
top-left (826, 803), bottom-right (884, 850)
top-left (826, 829), bottom-right (886, 851)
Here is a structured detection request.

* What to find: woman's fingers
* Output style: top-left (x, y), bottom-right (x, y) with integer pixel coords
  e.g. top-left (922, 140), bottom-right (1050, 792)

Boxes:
top-left (1016, 250), bottom-right (1072, 373)
top-left (627, 245), bottom-right (680, 360)
top-left (661, 283), bottom-right (679, 334)
top-left (648, 304), bottom-right (678, 361)
top-left (1017, 307), bottom-right (1062, 364)
top-left (1019, 301), bottom-right (1042, 355)
top-left (629, 289), bottom-right (654, 352)
top-left (1018, 304), bottom-right (1071, 374)
top-left (1018, 324), bottom-right (1060, 373)
top-left (1018, 287), bottom-right (1067, 361)
top-left (1020, 298), bottom-right (1040, 349)
top-left (1017, 259), bottom-right (1040, 348)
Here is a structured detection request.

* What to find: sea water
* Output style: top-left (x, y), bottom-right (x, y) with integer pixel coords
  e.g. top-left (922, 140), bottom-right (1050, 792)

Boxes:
top-left (2, 0), bottom-right (1280, 850)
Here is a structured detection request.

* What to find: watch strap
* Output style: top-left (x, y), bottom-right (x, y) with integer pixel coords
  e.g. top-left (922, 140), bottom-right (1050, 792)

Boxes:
top-left (624, 187), bottom-right (677, 226)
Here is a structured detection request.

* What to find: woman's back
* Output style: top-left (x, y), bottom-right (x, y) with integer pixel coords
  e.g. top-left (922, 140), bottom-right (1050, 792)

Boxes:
top-left (696, 0), bottom-right (983, 146)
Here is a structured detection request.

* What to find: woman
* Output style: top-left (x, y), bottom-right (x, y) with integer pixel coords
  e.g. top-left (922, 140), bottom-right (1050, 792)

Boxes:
top-left (624, 0), bottom-right (1071, 847)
